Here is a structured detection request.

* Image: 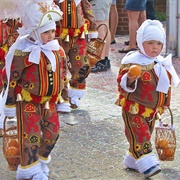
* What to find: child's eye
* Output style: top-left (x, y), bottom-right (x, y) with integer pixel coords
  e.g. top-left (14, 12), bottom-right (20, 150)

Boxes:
top-left (147, 42), bottom-right (153, 44)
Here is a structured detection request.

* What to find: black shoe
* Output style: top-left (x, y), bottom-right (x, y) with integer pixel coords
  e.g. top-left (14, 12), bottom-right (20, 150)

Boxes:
top-left (119, 48), bottom-right (138, 53)
top-left (124, 40), bottom-right (129, 45)
top-left (124, 40), bottom-right (137, 46)
top-left (111, 40), bottom-right (116, 44)
top-left (106, 59), bottom-right (111, 69)
top-left (91, 59), bottom-right (111, 72)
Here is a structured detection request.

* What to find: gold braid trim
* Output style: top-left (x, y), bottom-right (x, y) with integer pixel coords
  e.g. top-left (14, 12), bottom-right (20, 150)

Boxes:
top-left (120, 63), bottom-right (155, 72)
top-left (14, 50), bottom-right (29, 56)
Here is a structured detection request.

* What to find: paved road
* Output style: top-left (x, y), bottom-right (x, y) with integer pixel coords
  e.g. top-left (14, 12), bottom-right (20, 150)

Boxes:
top-left (0, 35), bottom-right (180, 180)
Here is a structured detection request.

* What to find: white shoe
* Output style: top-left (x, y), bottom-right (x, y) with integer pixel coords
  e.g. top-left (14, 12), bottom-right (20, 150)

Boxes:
top-left (68, 88), bottom-right (86, 109)
top-left (56, 102), bottom-right (71, 113)
top-left (123, 152), bottom-right (138, 171)
top-left (144, 165), bottom-right (161, 178)
top-left (41, 163), bottom-right (49, 176)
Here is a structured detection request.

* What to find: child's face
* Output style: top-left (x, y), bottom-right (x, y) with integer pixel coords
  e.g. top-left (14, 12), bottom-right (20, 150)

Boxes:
top-left (40, 29), bottom-right (56, 44)
top-left (142, 40), bottom-right (163, 58)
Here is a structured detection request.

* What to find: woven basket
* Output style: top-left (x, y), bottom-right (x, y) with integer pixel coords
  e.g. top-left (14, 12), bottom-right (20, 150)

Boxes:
top-left (86, 24), bottom-right (108, 67)
top-left (3, 117), bottom-right (20, 171)
top-left (155, 107), bottom-right (176, 161)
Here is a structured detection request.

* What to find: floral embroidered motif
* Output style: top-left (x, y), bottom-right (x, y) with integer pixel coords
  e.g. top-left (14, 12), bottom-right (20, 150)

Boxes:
top-left (132, 115), bottom-right (143, 124)
top-left (141, 71), bottom-right (152, 81)
top-left (12, 71), bottom-right (19, 78)
top-left (25, 64), bottom-right (37, 82)
top-left (44, 131), bottom-right (52, 139)
top-left (143, 142), bottom-right (152, 154)
top-left (76, 38), bottom-right (86, 55)
top-left (139, 81), bottom-right (155, 101)
top-left (24, 103), bottom-right (36, 112)
top-left (44, 139), bottom-right (51, 144)
top-left (75, 55), bottom-right (81, 60)
top-left (76, 61), bottom-right (82, 67)
top-left (26, 113), bottom-right (40, 133)
top-left (29, 135), bottom-right (39, 143)
top-left (10, 81), bottom-right (16, 88)
top-left (135, 144), bottom-right (141, 151)
top-left (29, 83), bottom-right (34, 90)
top-left (132, 116), bottom-right (151, 143)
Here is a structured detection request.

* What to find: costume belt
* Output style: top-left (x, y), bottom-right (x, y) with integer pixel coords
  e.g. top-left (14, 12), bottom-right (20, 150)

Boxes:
top-left (60, 23), bottom-right (88, 40)
top-left (15, 86), bottom-right (60, 104)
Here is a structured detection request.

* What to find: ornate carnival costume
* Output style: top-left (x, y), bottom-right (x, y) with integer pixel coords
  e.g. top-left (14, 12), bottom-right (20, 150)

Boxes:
top-left (0, 1), bottom-right (65, 179)
top-left (55, 0), bottom-right (98, 112)
top-left (0, 19), bottom-right (20, 136)
top-left (116, 20), bottom-right (180, 177)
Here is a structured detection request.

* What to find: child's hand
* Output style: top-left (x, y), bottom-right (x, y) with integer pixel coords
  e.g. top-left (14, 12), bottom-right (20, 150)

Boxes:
top-left (127, 71), bottom-right (140, 87)
top-left (127, 71), bottom-right (140, 81)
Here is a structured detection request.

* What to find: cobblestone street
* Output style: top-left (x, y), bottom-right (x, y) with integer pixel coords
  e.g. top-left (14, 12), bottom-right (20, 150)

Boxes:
top-left (0, 35), bottom-right (180, 180)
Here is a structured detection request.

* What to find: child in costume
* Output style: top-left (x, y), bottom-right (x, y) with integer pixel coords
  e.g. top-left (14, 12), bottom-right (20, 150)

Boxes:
top-left (0, 19), bottom-right (20, 136)
top-left (1, 1), bottom-right (65, 179)
top-left (55, 0), bottom-right (98, 112)
top-left (116, 20), bottom-right (180, 178)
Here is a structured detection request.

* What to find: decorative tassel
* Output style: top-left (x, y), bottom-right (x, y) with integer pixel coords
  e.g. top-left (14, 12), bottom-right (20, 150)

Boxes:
top-left (130, 105), bottom-right (138, 114)
top-left (80, 31), bottom-right (85, 39)
top-left (46, 63), bottom-right (52, 71)
top-left (67, 61), bottom-right (72, 68)
top-left (59, 96), bottom-right (64, 103)
top-left (156, 112), bottom-right (161, 120)
top-left (44, 101), bottom-right (50, 110)
top-left (64, 34), bottom-right (69, 42)
top-left (16, 93), bottom-right (23, 101)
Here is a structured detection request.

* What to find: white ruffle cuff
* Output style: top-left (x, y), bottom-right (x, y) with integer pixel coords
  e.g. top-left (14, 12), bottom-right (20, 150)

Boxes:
top-left (120, 73), bottom-right (138, 93)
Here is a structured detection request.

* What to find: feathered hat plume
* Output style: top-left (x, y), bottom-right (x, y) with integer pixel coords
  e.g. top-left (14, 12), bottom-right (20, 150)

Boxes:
top-left (0, 0), bottom-right (27, 20)
top-left (0, 0), bottom-right (63, 36)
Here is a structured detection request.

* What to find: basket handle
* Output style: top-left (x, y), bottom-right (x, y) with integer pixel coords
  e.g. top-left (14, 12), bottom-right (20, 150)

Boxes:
top-left (96, 23), bottom-right (108, 42)
top-left (3, 116), bottom-right (17, 135)
top-left (159, 107), bottom-right (173, 126)
top-left (3, 116), bottom-right (8, 132)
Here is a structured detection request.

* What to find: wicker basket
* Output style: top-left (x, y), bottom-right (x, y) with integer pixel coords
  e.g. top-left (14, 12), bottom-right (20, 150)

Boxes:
top-left (3, 117), bottom-right (20, 171)
top-left (86, 24), bottom-right (108, 67)
top-left (155, 107), bottom-right (176, 161)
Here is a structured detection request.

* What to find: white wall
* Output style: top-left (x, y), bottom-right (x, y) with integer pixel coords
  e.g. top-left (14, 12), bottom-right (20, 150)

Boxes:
top-left (166, 0), bottom-right (178, 56)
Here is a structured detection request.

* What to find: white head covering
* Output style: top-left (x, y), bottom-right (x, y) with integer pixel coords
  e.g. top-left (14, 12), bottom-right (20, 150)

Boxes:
top-left (57, 0), bottom-right (81, 6)
top-left (29, 22), bottom-right (56, 43)
top-left (74, 0), bottom-right (81, 6)
top-left (136, 19), bottom-right (166, 58)
top-left (23, 21), bottom-right (60, 72)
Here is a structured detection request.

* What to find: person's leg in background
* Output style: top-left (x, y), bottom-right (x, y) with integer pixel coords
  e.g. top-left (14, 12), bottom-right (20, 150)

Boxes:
top-left (139, 10), bottom-right (147, 25)
top-left (90, 0), bottom-right (112, 72)
top-left (146, 0), bottom-right (157, 20)
top-left (127, 10), bottom-right (140, 50)
top-left (119, 0), bottom-right (147, 53)
top-left (122, 10), bottom-right (146, 52)
top-left (123, 10), bottom-right (147, 47)
top-left (110, 0), bottom-right (118, 44)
